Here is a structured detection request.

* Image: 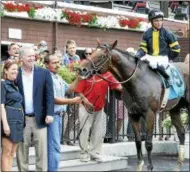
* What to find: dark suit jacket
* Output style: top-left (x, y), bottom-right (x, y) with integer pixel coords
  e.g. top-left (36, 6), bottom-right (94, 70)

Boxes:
top-left (17, 65), bottom-right (54, 128)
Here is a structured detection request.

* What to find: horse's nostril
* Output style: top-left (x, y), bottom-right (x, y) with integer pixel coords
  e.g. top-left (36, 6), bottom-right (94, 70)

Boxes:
top-left (92, 70), bottom-right (97, 75)
top-left (82, 68), bottom-right (88, 72)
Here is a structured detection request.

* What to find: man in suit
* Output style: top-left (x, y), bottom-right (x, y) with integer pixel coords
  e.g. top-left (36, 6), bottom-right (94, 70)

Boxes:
top-left (16, 47), bottom-right (54, 171)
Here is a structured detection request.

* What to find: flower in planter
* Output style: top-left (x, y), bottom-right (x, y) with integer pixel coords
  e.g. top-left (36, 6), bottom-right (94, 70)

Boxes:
top-left (128, 18), bottom-right (141, 28)
top-left (62, 10), bottom-right (95, 26)
top-left (2, 1), bottom-right (43, 18)
top-left (35, 7), bottom-right (62, 21)
top-left (138, 21), bottom-right (151, 31)
top-left (2, 2), bottom-right (150, 32)
top-left (0, 4), bottom-right (4, 17)
top-left (119, 18), bottom-right (130, 27)
top-left (96, 15), bottom-right (120, 29)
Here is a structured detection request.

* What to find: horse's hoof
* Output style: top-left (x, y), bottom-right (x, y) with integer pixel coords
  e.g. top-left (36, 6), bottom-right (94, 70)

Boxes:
top-left (173, 167), bottom-right (181, 171)
top-left (136, 160), bottom-right (144, 171)
top-left (147, 165), bottom-right (153, 172)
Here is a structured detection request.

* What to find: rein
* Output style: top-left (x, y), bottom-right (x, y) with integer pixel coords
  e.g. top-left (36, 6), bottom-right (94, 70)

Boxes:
top-left (96, 60), bottom-right (140, 84)
top-left (87, 45), bottom-right (140, 84)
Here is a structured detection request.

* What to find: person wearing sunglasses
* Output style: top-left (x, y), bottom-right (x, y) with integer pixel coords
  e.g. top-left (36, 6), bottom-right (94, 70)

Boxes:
top-left (84, 48), bottom-right (93, 59)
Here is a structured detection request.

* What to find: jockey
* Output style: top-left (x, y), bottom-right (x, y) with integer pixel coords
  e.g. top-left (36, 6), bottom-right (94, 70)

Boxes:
top-left (135, 9), bottom-right (181, 87)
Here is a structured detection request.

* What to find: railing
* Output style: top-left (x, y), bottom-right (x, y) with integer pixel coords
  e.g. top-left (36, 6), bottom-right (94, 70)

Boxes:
top-left (61, 91), bottom-right (174, 145)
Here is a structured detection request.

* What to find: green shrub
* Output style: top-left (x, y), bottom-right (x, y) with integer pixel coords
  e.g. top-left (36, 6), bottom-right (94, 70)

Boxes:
top-left (162, 111), bottom-right (189, 129)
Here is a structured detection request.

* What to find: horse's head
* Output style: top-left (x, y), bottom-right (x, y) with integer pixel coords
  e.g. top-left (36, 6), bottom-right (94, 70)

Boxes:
top-left (78, 39), bottom-right (118, 79)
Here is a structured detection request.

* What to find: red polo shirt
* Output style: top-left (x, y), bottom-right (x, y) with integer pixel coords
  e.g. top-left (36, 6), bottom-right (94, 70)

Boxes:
top-left (75, 72), bottom-right (120, 111)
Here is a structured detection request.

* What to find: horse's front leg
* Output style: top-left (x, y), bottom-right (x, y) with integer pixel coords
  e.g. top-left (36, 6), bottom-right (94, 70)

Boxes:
top-left (130, 116), bottom-right (144, 171)
top-left (145, 109), bottom-right (155, 172)
top-left (170, 108), bottom-right (185, 171)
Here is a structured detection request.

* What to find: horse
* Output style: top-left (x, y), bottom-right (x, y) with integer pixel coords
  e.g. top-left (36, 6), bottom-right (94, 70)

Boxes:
top-left (78, 39), bottom-right (189, 171)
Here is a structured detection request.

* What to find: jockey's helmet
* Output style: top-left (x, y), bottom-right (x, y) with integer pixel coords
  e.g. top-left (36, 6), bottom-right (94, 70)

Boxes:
top-left (148, 9), bottom-right (164, 21)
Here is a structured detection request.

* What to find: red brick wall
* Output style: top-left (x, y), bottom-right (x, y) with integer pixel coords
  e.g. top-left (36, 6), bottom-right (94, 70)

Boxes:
top-left (178, 38), bottom-right (190, 62)
top-left (1, 17), bottom-right (55, 52)
top-left (163, 20), bottom-right (186, 32)
top-left (1, 17), bottom-right (188, 54)
top-left (57, 24), bottom-right (142, 51)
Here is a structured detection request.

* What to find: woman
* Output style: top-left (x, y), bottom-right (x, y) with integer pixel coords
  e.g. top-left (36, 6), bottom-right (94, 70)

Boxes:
top-left (1, 60), bottom-right (24, 171)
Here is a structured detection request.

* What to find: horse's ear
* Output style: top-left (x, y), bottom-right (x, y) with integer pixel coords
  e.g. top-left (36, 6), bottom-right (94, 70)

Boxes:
top-left (97, 38), bottom-right (101, 46)
top-left (111, 40), bottom-right (118, 50)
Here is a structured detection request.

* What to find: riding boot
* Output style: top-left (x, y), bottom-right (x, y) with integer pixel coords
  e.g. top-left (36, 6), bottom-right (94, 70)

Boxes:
top-left (157, 65), bottom-right (171, 88)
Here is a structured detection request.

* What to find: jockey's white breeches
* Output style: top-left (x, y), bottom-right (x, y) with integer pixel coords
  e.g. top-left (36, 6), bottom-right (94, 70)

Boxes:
top-left (141, 55), bottom-right (169, 69)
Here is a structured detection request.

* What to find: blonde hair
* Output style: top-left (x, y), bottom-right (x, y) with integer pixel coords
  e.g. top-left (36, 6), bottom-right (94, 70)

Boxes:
top-left (66, 40), bottom-right (76, 49)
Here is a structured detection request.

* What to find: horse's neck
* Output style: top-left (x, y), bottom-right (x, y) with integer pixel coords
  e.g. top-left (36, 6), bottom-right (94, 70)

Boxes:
top-left (112, 50), bottom-right (137, 79)
top-left (112, 50), bottom-right (154, 90)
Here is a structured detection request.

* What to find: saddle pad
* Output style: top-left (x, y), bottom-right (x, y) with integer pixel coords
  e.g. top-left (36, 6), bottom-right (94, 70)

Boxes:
top-left (168, 64), bottom-right (185, 100)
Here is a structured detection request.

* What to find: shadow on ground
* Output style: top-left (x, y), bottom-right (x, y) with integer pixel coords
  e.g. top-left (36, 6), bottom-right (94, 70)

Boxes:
top-left (117, 154), bottom-right (189, 171)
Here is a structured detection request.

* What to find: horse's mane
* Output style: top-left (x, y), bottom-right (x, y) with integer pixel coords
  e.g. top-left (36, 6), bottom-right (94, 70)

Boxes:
top-left (114, 47), bottom-right (140, 63)
top-left (114, 48), bottom-right (134, 58)
top-left (114, 47), bottom-right (149, 68)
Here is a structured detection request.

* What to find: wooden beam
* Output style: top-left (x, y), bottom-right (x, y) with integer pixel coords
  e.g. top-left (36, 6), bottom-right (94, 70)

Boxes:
top-left (160, 1), bottom-right (169, 18)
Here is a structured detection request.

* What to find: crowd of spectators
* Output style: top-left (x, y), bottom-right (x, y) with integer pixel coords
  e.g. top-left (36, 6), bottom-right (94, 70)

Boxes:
top-left (0, 40), bottom-right (127, 170)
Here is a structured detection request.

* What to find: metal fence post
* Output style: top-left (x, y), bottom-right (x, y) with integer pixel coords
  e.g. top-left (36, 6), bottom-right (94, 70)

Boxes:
top-left (104, 90), bottom-right (116, 143)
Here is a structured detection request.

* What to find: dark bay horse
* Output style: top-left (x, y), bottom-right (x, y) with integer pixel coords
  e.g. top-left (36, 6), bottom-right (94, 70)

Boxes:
top-left (78, 40), bottom-right (189, 171)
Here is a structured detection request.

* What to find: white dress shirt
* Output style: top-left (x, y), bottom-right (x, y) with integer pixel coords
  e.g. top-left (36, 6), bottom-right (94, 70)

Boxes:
top-left (22, 68), bottom-right (34, 114)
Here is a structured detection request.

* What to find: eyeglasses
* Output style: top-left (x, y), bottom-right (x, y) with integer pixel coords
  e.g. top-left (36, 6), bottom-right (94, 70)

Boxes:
top-left (85, 53), bottom-right (92, 55)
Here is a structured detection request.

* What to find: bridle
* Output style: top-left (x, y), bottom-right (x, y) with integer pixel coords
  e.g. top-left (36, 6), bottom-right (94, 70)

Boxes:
top-left (85, 44), bottom-right (140, 84)
top-left (86, 44), bottom-right (112, 74)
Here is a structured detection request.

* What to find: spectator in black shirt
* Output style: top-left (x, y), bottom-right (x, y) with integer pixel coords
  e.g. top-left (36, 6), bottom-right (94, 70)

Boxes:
top-left (1, 60), bottom-right (24, 171)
